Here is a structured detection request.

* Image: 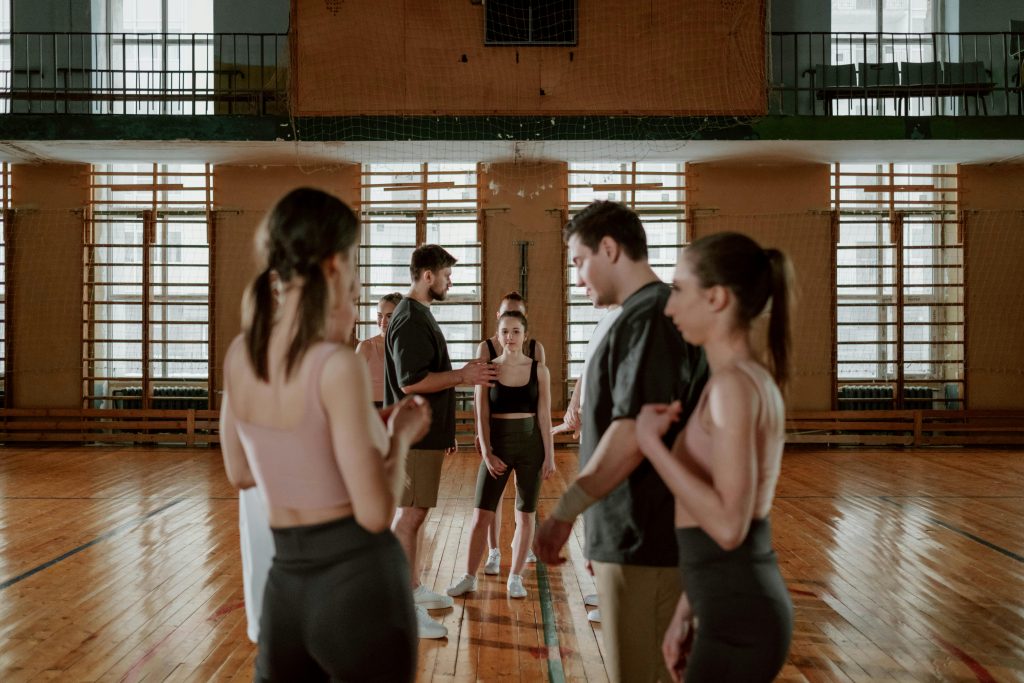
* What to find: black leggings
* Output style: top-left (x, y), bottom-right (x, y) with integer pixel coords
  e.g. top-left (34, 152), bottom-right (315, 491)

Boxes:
top-left (256, 517), bottom-right (417, 683)
top-left (474, 416), bottom-right (544, 513)
top-left (676, 519), bottom-right (792, 683)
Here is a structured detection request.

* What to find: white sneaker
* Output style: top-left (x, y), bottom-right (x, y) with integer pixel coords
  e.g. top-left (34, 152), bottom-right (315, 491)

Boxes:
top-left (416, 605), bottom-right (448, 639)
top-left (483, 548), bottom-right (501, 575)
top-left (413, 584), bottom-right (454, 610)
top-left (584, 593), bottom-right (599, 607)
top-left (587, 608), bottom-right (601, 623)
top-left (507, 573), bottom-right (527, 599)
top-left (526, 548), bottom-right (537, 563)
top-left (446, 573), bottom-right (478, 597)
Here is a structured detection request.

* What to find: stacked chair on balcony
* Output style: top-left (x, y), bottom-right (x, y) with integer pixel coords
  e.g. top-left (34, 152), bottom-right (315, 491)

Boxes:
top-left (942, 61), bottom-right (993, 114)
top-left (810, 61), bottom-right (994, 115)
top-left (809, 63), bottom-right (856, 114)
top-left (899, 61), bottom-right (942, 114)
top-left (859, 61), bottom-right (898, 113)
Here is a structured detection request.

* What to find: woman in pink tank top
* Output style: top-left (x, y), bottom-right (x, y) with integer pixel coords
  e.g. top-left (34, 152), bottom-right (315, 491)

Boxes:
top-left (356, 291), bottom-right (403, 407)
top-left (219, 188), bottom-right (431, 682)
top-left (635, 232), bottom-right (795, 682)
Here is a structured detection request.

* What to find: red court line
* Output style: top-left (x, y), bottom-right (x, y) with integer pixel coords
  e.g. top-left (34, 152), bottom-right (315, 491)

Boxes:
top-left (785, 583), bottom-right (997, 682)
top-left (121, 600), bottom-right (244, 681)
top-left (932, 633), bottom-right (997, 683)
top-left (120, 630), bottom-right (175, 683)
top-left (208, 600), bottom-right (245, 621)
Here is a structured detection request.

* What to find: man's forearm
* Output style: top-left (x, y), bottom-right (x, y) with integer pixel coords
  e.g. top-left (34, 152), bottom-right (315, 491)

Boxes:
top-left (576, 418), bottom-right (644, 499)
top-left (402, 369), bottom-right (464, 395)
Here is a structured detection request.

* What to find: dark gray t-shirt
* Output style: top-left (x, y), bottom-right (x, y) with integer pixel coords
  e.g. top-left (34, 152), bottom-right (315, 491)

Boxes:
top-left (384, 297), bottom-right (455, 450)
top-left (580, 281), bottom-right (708, 566)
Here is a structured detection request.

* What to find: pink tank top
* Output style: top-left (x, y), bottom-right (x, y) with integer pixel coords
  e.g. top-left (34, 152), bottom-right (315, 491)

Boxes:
top-left (682, 360), bottom-right (784, 514)
top-left (234, 343), bottom-right (352, 510)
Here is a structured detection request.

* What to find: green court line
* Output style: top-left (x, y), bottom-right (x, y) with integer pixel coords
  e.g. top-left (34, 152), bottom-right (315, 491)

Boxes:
top-left (536, 560), bottom-right (567, 683)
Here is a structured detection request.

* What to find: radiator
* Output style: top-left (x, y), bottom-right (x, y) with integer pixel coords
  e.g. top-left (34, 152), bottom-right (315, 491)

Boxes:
top-left (838, 385), bottom-right (937, 410)
top-left (838, 385), bottom-right (895, 410)
top-left (111, 386), bottom-right (210, 410)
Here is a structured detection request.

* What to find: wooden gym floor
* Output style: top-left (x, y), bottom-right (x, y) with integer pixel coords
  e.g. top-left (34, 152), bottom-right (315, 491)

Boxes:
top-left (0, 445), bottom-right (1022, 682)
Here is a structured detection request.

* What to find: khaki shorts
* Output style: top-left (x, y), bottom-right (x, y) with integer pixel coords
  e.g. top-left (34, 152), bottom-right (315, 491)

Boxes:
top-left (399, 449), bottom-right (446, 508)
top-left (592, 561), bottom-right (682, 683)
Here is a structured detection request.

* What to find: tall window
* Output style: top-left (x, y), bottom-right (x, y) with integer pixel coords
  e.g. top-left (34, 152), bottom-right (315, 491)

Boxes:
top-left (833, 163), bottom-right (964, 408)
top-left (359, 164), bottom-right (482, 401)
top-left (0, 0), bottom-right (10, 114)
top-left (832, 0), bottom-right (938, 34)
top-left (830, 0), bottom-right (944, 115)
top-left (565, 163), bottom-right (687, 397)
top-left (84, 163), bottom-right (211, 407)
top-left (92, 0), bottom-right (214, 114)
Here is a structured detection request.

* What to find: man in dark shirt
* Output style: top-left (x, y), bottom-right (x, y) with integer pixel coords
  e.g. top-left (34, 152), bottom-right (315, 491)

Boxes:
top-left (386, 244), bottom-right (497, 639)
top-left (535, 201), bottom-right (708, 683)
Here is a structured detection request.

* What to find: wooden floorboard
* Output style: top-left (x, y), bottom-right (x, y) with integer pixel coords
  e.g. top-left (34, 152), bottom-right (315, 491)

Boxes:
top-left (0, 445), bottom-right (1022, 681)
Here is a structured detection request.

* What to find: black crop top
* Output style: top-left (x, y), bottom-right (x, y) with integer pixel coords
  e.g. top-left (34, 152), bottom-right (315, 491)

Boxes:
top-left (489, 360), bottom-right (540, 414)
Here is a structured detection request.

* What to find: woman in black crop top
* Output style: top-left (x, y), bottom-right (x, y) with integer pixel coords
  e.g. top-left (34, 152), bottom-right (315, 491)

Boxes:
top-left (476, 290), bottom-right (548, 365)
top-left (447, 311), bottom-right (556, 600)
top-left (475, 291), bottom-right (547, 571)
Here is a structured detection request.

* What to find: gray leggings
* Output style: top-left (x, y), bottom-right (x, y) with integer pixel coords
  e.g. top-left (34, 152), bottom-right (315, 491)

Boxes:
top-left (255, 517), bottom-right (417, 683)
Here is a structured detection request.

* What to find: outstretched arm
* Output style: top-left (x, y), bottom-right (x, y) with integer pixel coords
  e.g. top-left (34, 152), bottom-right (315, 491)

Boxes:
top-left (401, 360), bottom-right (497, 394)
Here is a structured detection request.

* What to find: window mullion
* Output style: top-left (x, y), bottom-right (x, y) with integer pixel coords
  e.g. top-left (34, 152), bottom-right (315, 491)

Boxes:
top-left (895, 210), bottom-right (906, 407)
top-left (141, 206), bottom-right (154, 409)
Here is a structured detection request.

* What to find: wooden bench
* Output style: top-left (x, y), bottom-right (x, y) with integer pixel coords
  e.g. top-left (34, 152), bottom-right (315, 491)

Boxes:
top-left (785, 409), bottom-right (1024, 447)
top-left (2, 408), bottom-right (1021, 448)
top-left (0, 408), bottom-right (219, 446)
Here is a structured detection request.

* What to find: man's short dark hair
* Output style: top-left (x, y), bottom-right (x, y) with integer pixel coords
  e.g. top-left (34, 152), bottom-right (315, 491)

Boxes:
top-left (563, 201), bottom-right (648, 261)
top-left (410, 244), bottom-right (458, 281)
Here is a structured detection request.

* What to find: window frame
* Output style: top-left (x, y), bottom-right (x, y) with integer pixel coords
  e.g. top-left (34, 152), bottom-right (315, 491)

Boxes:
top-left (359, 163), bottom-right (483, 407)
top-left (92, 0), bottom-right (214, 115)
top-left (564, 162), bottom-right (688, 401)
top-left (0, 162), bottom-right (9, 405)
top-left (832, 162), bottom-right (964, 409)
top-left (83, 162), bottom-right (213, 409)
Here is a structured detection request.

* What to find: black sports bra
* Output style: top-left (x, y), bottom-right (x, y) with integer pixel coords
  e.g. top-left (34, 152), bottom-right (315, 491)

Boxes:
top-left (489, 360), bottom-right (539, 415)
top-left (486, 338), bottom-right (537, 361)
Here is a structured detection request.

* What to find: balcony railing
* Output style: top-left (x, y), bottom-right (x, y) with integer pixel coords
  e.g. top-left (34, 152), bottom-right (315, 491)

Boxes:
top-left (0, 32), bottom-right (288, 115)
top-left (3, 31), bottom-right (1021, 120)
top-left (770, 32), bottom-right (1024, 116)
